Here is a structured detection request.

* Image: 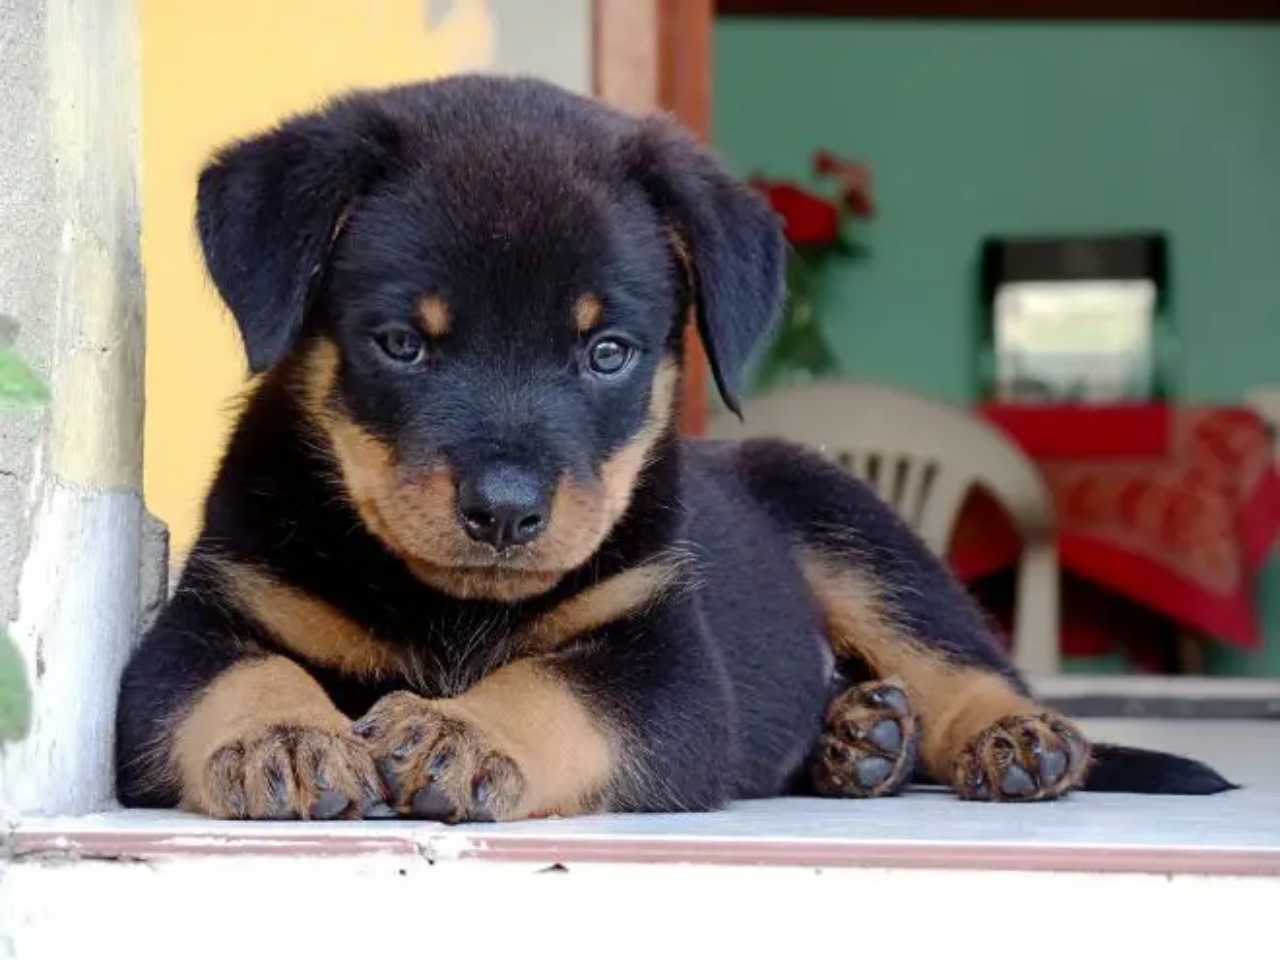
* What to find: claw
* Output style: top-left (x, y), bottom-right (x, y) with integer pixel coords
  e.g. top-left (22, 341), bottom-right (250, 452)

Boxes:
top-left (310, 788), bottom-right (351, 820)
top-left (411, 784), bottom-right (456, 821)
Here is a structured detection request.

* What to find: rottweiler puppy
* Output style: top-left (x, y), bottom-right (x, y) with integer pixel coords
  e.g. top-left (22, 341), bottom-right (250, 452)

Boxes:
top-left (115, 75), bottom-right (1233, 822)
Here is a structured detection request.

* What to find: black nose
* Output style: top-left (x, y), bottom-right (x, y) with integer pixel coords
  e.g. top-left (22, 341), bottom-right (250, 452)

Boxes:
top-left (456, 464), bottom-right (551, 550)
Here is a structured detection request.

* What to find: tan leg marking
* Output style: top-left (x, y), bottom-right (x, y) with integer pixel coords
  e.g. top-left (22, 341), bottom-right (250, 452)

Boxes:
top-left (211, 559), bottom-right (408, 681)
top-left (802, 553), bottom-right (1089, 800)
top-left (173, 656), bottom-right (382, 819)
top-left (356, 659), bottom-right (614, 821)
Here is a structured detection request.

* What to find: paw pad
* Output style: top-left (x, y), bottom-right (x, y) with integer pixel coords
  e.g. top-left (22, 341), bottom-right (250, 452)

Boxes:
top-left (809, 678), bottom-right (919, 799)
top-left (954, 714), bottom-right (1090, 802)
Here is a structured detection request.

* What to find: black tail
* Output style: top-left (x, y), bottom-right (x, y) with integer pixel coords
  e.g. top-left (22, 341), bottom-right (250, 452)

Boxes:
top-left (1083, 743), bottom-right (1239, 795)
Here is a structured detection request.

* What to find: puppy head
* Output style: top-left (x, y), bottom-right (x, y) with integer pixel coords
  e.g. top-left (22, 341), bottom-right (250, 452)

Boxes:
top-left (196, 76), bottom-right (784, 600)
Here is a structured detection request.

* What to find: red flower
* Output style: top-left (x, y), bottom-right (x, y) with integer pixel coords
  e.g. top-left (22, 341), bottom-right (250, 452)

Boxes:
top-left (813, 150), bottom-right (876, 220)
top-left (749, 178), bottom-right (840, 248)
top-left (813, 150), bottom-right (842, 175)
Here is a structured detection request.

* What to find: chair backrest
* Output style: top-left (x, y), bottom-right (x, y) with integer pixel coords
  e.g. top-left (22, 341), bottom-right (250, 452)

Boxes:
top-left (708, 381), bottom-right (1054, 555)
top-left (709, 381), bottom-right (1061, 677)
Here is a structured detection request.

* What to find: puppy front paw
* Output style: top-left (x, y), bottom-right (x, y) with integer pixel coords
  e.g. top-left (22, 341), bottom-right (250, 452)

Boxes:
top-left (192, 722), bottom-right (385, 820)
top-left (355, 691), bottom-right (527, 823)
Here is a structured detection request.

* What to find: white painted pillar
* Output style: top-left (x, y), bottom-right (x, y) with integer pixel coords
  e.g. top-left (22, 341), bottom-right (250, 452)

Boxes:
top-left (0, 0), bottom-right (146, 817)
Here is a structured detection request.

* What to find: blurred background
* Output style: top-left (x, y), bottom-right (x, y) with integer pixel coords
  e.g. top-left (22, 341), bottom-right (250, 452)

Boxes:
top-left (139, 0), bottom-right (1280, 685)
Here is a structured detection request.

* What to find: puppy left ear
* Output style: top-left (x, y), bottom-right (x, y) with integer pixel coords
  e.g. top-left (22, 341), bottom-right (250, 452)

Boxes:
top-left (195, 101), bottom-right (399, 373)
top-left (630, 116), bottom-right (786, 417)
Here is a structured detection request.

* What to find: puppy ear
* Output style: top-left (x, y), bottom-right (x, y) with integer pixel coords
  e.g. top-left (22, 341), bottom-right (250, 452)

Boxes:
top-left (631, 117), bottom-right (786, 417)
top-left (195, 104), bottom-right (398, 372)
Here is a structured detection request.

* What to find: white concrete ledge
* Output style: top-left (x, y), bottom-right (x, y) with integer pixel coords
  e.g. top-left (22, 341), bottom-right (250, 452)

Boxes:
top-left (4, 848), bottom-right (1275, 960)
top-left (5, 796), bottom-right (1279, 959)
top-left (8, 792), bottom-right (1280, 877)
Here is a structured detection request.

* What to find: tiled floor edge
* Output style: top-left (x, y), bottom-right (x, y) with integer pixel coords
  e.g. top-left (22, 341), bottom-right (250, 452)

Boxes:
top-left (450, 833), bottom-right (1280, 876)
top-left (6, 823), bottom-right (434, 862)
top-left (9, 822), bottom-right (1280, 878)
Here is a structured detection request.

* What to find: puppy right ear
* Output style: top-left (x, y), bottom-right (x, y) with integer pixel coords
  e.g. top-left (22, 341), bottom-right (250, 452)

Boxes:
top-left (195, 105), bottom-right (398, 373)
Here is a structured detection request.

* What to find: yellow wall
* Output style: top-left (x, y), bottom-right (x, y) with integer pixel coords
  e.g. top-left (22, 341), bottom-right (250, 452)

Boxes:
top-left (139, 0), bottom-right (499, 563)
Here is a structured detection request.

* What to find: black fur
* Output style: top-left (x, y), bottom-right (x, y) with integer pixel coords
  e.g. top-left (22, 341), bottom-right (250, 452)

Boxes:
top-left (632, 116), bottom-right (786, 416)
top-left (196, 103), bottom-right (400, 373)
top-left (730, 440), bottom-right (1236, 797)
top-left (116, 76), bottom-right (1234, 816)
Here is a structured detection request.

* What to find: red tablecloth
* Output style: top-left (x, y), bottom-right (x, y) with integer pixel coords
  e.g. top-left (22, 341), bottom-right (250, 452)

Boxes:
top-left (950, 406), bottom-right (1280, 652)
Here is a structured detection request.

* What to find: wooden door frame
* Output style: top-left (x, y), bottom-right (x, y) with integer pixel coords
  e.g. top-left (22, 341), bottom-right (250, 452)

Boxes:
top-left (593, 0), bottom-right (715, 436)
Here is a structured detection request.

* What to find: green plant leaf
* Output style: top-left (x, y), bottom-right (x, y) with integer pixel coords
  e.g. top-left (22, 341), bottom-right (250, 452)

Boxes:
top-left (0, 624), bottom-right (32, 743)
top-left (0, 347), bottom-right (50, 405)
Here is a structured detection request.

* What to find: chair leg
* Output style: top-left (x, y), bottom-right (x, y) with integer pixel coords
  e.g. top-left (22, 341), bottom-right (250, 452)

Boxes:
top-left (1011, 542), bottom-right (1061, 678)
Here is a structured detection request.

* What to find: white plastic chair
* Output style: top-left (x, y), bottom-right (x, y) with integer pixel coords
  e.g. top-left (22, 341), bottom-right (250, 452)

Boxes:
top-left (709, 381), bottom-right (1061, 677)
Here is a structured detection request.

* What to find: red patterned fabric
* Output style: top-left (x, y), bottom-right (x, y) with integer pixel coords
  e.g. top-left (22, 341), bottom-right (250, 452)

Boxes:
top-left (950, 406), bottom-right (1280, 651)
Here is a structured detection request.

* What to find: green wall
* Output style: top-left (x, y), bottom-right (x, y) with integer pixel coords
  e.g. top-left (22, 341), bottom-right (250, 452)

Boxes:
top-left (713, 21), bottom-right (1280, 404)
top-left (713, 21), bottom-right (1280, 675)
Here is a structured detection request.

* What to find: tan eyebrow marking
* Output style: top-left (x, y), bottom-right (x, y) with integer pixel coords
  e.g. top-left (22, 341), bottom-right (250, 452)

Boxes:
top-left (416, 294), bottom-right (451, 338)
top-left (574, 293), bottom-right (604, 335)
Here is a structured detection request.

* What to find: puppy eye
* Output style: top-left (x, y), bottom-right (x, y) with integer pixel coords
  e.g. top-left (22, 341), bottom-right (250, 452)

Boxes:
top-left (373, 327), bottom-right (426, 366)
top-left (585, 337), bottom-right (634, 378)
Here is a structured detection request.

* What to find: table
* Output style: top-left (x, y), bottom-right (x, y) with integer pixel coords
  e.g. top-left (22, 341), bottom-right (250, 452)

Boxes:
top-left (949, 405), bottom-right (1280, 664)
